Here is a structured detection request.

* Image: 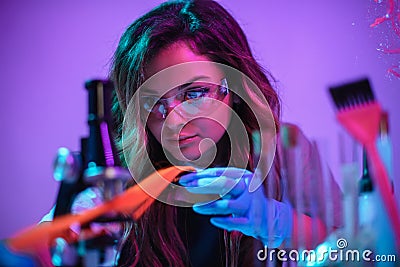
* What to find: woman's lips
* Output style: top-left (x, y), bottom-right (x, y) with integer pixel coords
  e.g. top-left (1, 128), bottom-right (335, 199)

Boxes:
top-left (165, 134), bottom-right (199, 146)
top-left (178, 135), bottom-right (198, 146)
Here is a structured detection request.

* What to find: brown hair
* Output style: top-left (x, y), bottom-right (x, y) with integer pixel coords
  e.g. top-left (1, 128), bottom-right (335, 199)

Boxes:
top-left (110, 1), bottom-right (282, 266)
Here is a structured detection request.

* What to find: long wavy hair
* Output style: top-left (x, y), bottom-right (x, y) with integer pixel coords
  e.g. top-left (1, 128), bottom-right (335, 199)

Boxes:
top-left (110, 1), bottom-right (282, 266)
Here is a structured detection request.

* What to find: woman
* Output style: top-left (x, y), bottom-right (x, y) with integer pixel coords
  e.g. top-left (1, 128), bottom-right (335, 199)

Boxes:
top-left (110, 0), bottom-right (342, 266)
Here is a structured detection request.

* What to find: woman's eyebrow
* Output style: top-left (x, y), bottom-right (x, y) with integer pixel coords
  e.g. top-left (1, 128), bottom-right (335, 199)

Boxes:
top-left (141, 75), bottom-right (212, 95)
top-left (178, 75), bottom-right (211, 90)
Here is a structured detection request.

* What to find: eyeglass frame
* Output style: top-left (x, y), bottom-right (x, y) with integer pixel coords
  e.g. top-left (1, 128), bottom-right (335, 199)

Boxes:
top-left (139, 78), bottom-right (230, 120)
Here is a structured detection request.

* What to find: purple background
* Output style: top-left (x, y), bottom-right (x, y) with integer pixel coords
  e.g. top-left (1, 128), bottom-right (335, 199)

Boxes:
top-left (0, 0), bottom-right (399, 239)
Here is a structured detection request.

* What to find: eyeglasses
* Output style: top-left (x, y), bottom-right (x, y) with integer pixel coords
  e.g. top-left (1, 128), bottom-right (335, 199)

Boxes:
top-left (140, 78), bottom-right (229, 119)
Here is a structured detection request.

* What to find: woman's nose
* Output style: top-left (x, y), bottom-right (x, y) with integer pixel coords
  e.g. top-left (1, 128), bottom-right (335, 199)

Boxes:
top-left (163, 100), bottom-right (187, 128)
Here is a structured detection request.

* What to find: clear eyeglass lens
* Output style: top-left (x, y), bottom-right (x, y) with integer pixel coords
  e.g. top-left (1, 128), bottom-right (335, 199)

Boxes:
top-left (142, 78), bottom-right (228, 119)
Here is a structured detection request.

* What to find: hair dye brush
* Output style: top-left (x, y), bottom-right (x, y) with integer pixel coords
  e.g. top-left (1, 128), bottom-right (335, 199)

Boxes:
top-left (329, 78), bottom-right (400, 250)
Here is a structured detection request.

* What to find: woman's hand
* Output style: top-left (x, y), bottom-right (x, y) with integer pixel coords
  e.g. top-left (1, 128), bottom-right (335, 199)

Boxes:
top-left (179, 167), bottom-right (293, 248)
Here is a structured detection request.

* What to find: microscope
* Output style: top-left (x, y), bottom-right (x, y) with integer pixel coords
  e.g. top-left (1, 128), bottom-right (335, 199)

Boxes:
top-left (51, 79), bottom-right (131, 266)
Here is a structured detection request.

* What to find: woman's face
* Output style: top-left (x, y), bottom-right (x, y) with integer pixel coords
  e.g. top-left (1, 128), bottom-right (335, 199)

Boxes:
top-left (143, 41), bottom-right (232, 163)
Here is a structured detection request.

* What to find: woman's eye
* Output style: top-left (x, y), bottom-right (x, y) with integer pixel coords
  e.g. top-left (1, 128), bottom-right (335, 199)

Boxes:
top-left (184, 87), bottom-right (210, 100)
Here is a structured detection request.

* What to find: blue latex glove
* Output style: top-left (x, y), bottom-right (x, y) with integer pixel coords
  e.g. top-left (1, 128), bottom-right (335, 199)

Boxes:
top-left (0, 241), bottom-right (36, 267)
top-left (179, 167), bottom-right (293, 248)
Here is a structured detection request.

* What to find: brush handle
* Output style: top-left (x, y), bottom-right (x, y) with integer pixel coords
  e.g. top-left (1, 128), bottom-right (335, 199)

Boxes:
top-left (365, 142), bottom-right (400, 249)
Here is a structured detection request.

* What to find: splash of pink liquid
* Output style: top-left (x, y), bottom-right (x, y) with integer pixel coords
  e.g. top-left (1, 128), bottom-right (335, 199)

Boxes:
top-left (371, 0), bottom-right (400, 78)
